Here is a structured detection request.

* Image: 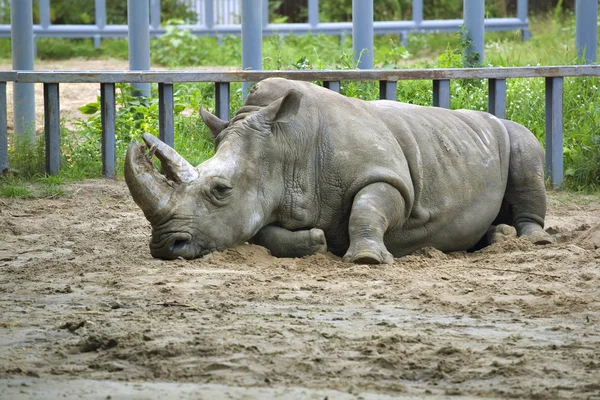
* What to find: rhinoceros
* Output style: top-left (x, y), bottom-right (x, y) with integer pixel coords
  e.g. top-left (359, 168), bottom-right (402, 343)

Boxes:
top-left (125, 77), bottom-right (553, 264)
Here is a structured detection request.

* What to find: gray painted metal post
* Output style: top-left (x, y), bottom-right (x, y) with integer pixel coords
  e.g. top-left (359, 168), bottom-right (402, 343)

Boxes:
top-left (215, 82), bottom-right (230, 121)
top-left (488, 78), bottom-right (506, 119)
top-left (379, 81), bottom-right (397, 100)
top-left (39, 0), bottom-right (51, 28)
top-left (576, 0), bottom-right (598, 64)
top-left (463, 0), bottom-right (484, 66)
top-left (43, 83), bottom-right (60, 175)
top-left (263, 0), bottom-right (269, 27)
top-left (308, 0), bottom-right (319, 28)
top-left (10, 0), bottom-right (36, 141)
top-left (0, 82), bottom-right (7, 174)
top-left (95, 0), bottom-right (106, 48)
top-left (545, 77), bottom-right (563, 190)
top-left (352, 0), bottom-right (373, 69)
top-left (241, 0), bottom-right (263, 98)
top-left (517, 0), bottom-right (531, 41)
top-left (433, 80), bottom-right (450, 108)
top-left (413, 0), bottom-right (423, 26)
top-left (158, 83), bottom-right (174, 147)
top-left (205, 0), bottom-right (214, 29)
top-left (150, 0), bottom-right (161, 30)
top-left (323, 81), bottom-right (340, 92)
top-left (128, 0), bottom-right (151, 97)
top-left (101, 83), bottom-right (116, 178)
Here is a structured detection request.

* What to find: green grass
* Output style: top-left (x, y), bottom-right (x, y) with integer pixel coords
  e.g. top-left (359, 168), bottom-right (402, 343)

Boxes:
top-left (2, 12), bottom-right (600, 192)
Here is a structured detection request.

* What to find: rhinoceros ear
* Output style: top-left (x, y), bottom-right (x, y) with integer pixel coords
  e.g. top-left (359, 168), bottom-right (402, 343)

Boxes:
top-left (200, 106), bottom-right (229, 139)
top-left (260, 89), bottom-right (303, 124)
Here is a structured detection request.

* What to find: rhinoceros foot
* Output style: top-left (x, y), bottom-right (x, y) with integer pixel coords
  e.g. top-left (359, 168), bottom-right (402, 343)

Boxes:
top-left (525, 230), bottom-right (556, 245)
top-left (308, 228), bottom-right (328, 255)
top-left (516, 222), bottom-right (556, 245)
top-left (487, 224), bottom-right (517, 244)
top-left (343, 244), bottom-right (394, 265)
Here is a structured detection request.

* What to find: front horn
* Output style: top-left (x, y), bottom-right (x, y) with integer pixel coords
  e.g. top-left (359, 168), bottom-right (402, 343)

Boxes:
top-left (124, 140), bottom-right (172, 222)
top-left (142, 133), bottom-right (198, 183)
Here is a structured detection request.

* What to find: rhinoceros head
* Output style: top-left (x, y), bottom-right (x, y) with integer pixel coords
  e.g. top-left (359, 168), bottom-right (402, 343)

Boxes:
top-left (125, 89), bottom-right (302, 259)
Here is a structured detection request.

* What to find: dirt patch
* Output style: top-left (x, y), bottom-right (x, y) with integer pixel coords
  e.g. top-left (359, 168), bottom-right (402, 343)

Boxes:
top-left (0, 180), bottom-right (599, 399)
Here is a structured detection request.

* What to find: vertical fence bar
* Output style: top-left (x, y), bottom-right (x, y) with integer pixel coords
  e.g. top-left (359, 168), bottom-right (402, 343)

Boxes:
top-left (323, 81), bottom-right (340, 93)
top-left (517, 0), bottom-right (531, 41)
top-left (241, 0), bottom-right (262, 98)
top-left (488, 78), bottom-right (506, 119)
top-left (545, 77), bottom-right (563, 190)
top-left (10, 0), bottom-right (36, 141)
top-left (158, 83), bottom-right (174, 147)
top-left (101, 83), bottom-right (116, 179)
top-left (205, 0), bottom-right (214, 28)
top-left (308, 0), bottom-right (318, 28)
top-left (150, 0), bottom-right (161, 30)
top-left (43, 83), bottom-right (60, 175)
top-left (575, 0), bottom-right (598, 64)
top-left (262, 0), bottom-right (268, 27)
top-left (463, 0), bottom-right (484, 66)
top-left (0, 82), bottom-right (7, 174)
top-left (215, 82), bottom-right (230, 121)
top-left (379, 80), bottom-right (397, 100)
top-left (432, 80), bottom-right (450, 108)
top-left (127, 0), bottom-right (151, 97)
top-left (413, 0), bottom-right (423, 27)
top-left (352, 0), bottom-right (373, 69)
top-left (39, 0), bottom-right (51, 28)
top-left (94, 0), bottom-right (106, 49)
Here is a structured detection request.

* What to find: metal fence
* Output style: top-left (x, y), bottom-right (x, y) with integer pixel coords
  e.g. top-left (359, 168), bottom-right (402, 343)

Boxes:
top-left (0, 0), bottom-right (531, 47)
top-left (1, 65), bottom-right (599, 189)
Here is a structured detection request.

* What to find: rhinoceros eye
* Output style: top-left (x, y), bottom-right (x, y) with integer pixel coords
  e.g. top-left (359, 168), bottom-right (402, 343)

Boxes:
top-left (211, 182), bottom-right (232, 200)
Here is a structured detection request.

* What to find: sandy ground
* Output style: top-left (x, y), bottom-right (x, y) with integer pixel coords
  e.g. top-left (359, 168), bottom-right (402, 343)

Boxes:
top-left (0, 180), bottom-right (599, 399)
top-left (1, 59), bottom-right (600, 398)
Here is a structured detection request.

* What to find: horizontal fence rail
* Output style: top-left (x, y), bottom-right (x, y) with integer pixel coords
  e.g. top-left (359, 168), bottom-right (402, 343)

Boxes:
top-left (1, 65), bottom-right (600, 189)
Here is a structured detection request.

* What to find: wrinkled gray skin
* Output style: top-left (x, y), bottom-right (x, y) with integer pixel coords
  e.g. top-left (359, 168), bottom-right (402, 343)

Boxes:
top-left (125, 77), bottom-right (553, 264)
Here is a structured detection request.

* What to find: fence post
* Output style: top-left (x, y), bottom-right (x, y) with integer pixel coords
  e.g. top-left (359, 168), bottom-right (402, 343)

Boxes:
top-left (204, 0), bottom-right (214, 28)
top-left (545, 77), bottom-right (563, 190)
top-left (94, 0), bottom-right (106, 48)
top-left (433, 80), bottom-right (450, 108)
top-left (10, 0), bottom-right (36, 142)
top-left (101, 83), bottom-right (116, 178)
top-left (242, 0), bottom-right (263, 98)
top-left (517, 0), bottom-right (531, 41)
top-left (128, 0), bottom-right (151, 97)
top-left (39, 0), bottom-right (51, 28)
top-left (463, 0), bottom-right (484, 66)
top-left (488, 78), bottom-right (506, 119)
top-left (413, 0), bottom-right (423, 27)
top-left (0, 82), bottom-right (7, 174)
top-left (575, 0), bottom-right (598, 64)
top-left (158, 83), bottom-right (174, 147)
top-left (352, 0), bottom-right (373, 69)
top-left (308, 0), bottom-right (318, 28)
top-left (150, 0), bottom-right (161, 31)
top-left (44, 83), bottom-right (60, 175)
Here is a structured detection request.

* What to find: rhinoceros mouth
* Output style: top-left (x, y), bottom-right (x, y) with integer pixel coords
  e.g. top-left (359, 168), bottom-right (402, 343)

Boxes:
top-left (150, 232), bottom-right (197, 260)
top-left (149, 228), bottom-right (221, 260)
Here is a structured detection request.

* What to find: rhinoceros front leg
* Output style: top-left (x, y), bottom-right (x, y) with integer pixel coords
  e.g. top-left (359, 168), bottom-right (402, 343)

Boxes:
top-left (343, 182), bottom-right (405, 265)
top-left (250, 225), bottom-right (327, 258)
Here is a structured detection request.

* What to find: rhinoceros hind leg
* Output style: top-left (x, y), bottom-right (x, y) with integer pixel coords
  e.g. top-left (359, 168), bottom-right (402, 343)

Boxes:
top-left (250, 225), bottom-right (327, 258)
top-left (343, 182), bottom-right (405, 265)
top-left (501, 119), bottom-right (555, 246)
